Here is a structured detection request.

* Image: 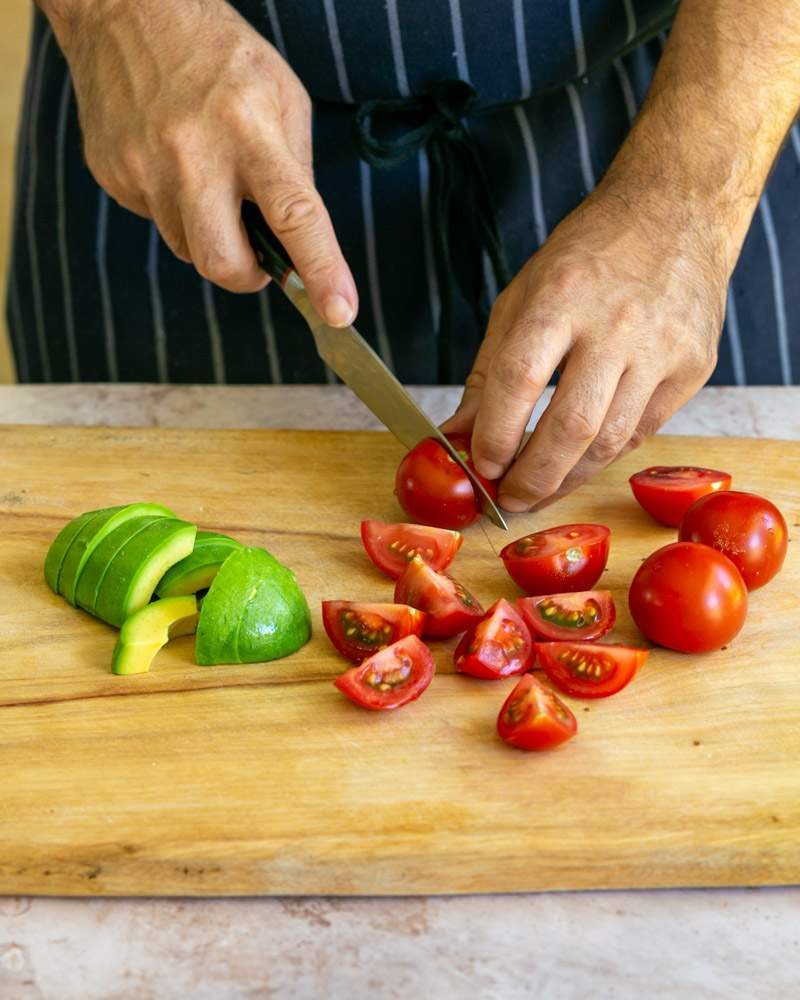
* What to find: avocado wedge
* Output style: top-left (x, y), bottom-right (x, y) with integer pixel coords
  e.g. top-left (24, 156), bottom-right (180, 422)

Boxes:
top-left (44, 506), bottom-right (124, 594)
top-left (111, 595), bottom-right (199, 675)
top-left (155, 531), bottom-right (243, 598)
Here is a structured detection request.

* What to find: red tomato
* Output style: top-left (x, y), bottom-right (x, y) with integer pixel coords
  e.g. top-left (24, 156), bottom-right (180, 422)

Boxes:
top-left (454, 599), bottom-right (534, 679)
top-left (678, 490), bottom-right (788, 590)
top-left (360, 520), bottom-right (463, 579)
top-left (334, 635), bottom-right (435, 710)
top-left (537, 641), bottom-right (647, 699)
top-left (322, 601), bottom-right (427, 663)
top-left (500, 524), bottom-right (610, 595)
top-left (394, 555), bottom-right (484, 639)
top-left (629, 466), bottom-right (732, 527)
top-left (628, 541), bottom-right (747, 653)
top-left (518, 591), bottom-right (615, 642)
top-left (394, 433), bottom-right (498, 530)
top-left (497, 674), bottom-right (577, 751)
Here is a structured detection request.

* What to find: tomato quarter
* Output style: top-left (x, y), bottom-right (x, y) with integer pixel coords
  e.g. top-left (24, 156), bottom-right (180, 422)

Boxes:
top-left (537, 641), bottom-right (647, 699)
top-left (360, 520), bottom-right (463, 579)
top-left (322, 601), bottom-right (426, 663)
top-left (517, 590), bottom-right (615, 642)
top-left (497, 674), bottom-right (577, 751)
top-left (334, 635), bottom-right (435, 710)
top-left (454, 599), bottom-right (534, 679)
top-left (679, 490), bottom-right (788, 590)
top-left (628, 541), bottom-right (747, 653)
top-left (394, 555), bottom-right (484, 638)
top-left (500, 524), bottom-right (610, 595)
top-left (629, 466), bottom-right (732, 527)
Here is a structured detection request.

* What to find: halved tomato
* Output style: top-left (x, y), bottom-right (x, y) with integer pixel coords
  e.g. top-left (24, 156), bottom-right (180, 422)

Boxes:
top-left (497, 674), bottom-right (577, 751)
top-left (394, 555), bottom-right (484, 638)
top-left (500, 524), bottom-right (610, 595)
top-left (518, 591), bottom-right (615, 642)
top-left (629, 466), bottom-right (731, 527)
top-left (334, 635), bottom-right (435, 710)
top-left (322, 601), bottom-right (426, 663)
top-left (454, 599), bottom-right (534, 679)
top-left (360, 520), bottom-right (463, 579)
top-left (537, 642), bottom-right (647, 699)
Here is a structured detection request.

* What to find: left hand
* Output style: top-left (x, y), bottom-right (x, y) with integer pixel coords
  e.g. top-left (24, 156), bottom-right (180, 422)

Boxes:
top-left (442, 180), bottom-right (730, 512)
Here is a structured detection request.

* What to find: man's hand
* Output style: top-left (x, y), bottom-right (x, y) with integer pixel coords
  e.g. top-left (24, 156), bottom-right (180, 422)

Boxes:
top-left (43, 0), bottom-right (357, 325)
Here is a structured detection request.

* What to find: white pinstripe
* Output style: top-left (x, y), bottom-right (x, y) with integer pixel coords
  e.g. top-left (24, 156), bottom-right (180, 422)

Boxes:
top-left (263, 0), bottom-right (288, 58)
top-left (359, 160), bottom-right (394, 369)
top-left (613, 56), bottom-right (637, 124)
top-left (724, 286), bottom-right (746, 386)
top-left (758, 193), bottom-right (792, 385)
top-left (447, 0), bottom-right (471, 81)
top-left (7, 264), bottom-right (29, 383)
top-left (146, 224), bottom-right (168, 383)
top-left (622, 0), bottom-right (637, 45)
top-left (512, 0), bottom-right (532, 99)
top-left (95, 191), bottom-right (119, 382)
top-left (322, 0), bottom-right (353, 103)
top-left (569, 0), bottom-right (587, 77)
top-left (418, 153), bottom-right (442, 334)
top-left (482, 252), bottom-right (499, 308)
top-left (565, 84), bottom-right (596, 192)
top-left (657, 31), bottom-right (668, 50)
top-left (202, 280), bottom-right (226, 384)
top-left (56, 70), bottom-right (78, 381)
top-left (790, 123), bottom-right (800, 165)
top-left (257, 287), bottom-right (283, 384)
top-left (385, 0), bottom-right (410, 96)
top-left (513, 105), bottom-right (547, 248)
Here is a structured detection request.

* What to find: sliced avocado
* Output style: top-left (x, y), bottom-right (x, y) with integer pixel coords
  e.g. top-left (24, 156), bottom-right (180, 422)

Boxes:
top-left (112, 595), bottom-right (198, 675)
top-left (155, 531), bottom-right (242, 598)
top-left (59, 502), bottom-right (176, 606)
top-left (93, 519), bottom-right (197, 627)
top-left (195, 546), bottom-right (311, 665)
top-left (44, 506), bottom-right (124, 594)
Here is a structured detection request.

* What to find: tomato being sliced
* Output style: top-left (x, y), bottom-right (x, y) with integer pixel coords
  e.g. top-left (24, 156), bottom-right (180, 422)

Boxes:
top-left (394, 555), bottom-right (484, 639)
top-left (536, 641), bottom-right (647, 699)
top-left (394, 433), bottom-right (498, 530)
top-left (500, 524), bottom-right (610, 595)
top-left (333, 635), bottom-right (435, 710)
top-left (322, 601), bottom-right (427, 663)
top-left (678, 490), bottom-right (788, 590)
top-left (454, 599), bottom-right (534, 679)
top-left (497, 674), bottom-right (577, 751)
top-left (360, 520), bottom-right (463, 579)
top-left (629, 466), bottom-right (732, 527)
top-left (518, 591), bottom-right (615, 642)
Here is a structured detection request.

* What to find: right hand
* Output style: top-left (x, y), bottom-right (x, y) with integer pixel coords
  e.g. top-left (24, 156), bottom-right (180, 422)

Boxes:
top-left (52, 0), bottom-right (357, 325)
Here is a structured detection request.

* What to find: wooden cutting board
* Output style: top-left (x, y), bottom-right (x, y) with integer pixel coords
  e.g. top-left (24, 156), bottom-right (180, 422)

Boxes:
top-left (1, 425), bottom-right (798, 897)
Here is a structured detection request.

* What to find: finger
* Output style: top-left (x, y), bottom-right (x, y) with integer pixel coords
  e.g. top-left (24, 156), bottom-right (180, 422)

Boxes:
top-left (148, 197), bottom-right (192, 264)
top-left (497, 348), bottom-right (624, 511)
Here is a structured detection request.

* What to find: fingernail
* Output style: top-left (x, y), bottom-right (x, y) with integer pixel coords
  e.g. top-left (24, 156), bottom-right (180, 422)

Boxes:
top-left (476, 460), bottom-right (504, 480)
top-left (498, 494), bottom-right (531, 513)
top-left (323, 294), bottom-right (355, 328)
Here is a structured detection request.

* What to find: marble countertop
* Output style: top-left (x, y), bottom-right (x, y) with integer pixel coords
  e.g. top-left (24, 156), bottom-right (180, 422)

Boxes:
top-left (1, 384), bottom-right (798, 1000)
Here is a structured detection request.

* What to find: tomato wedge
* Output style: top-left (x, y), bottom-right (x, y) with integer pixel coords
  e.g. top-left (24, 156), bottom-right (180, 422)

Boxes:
top-left (454, 599), bottom-right (534, 679)
top-left (629, 466), bottom-right (732, 527)
top-left (360, 520), bottom-right (463, 579)
top-left (394, 555), bottom-right (484, 639)
top-left (334, 635), bottom-right (435, 710)
top-left (500, 524), bottom-right (610, 595)
top-left (536, 641), bottom-right (647, 699)
top-left (518, 591), bottom-right (615, 642)
top-left (497, 674), bottom-right (577, 751)
top-left (322, 601), bottom-right (426, 663)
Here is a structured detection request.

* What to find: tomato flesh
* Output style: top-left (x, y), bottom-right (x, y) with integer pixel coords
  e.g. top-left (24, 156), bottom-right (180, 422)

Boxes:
top-left (537, 641), bottom-right (647, 699)
top-left (628, 541), bottom-right (747, 653)
top-left (395, 555), bottom-right (484, 639)
top-left (497, 674), bottom-right (577, 751)
top-left (394, 433), bottom-right (498, 530)
top-left (454, 598), bottom-right (534, 679)
top-left (678, 490), bottom-right (788, 590)
top-left (500, 524), bottom-right (610, 595)
top-left (322, 601), bottom-right (427, 663)
top-left (333, 635), bottom-right (435, 710)
top-left (360, 520), bottom-right (463, 579)
top-left (629, 466), bottom-right (732, 527)
top-left (518, 590), bottom-right (615, 642)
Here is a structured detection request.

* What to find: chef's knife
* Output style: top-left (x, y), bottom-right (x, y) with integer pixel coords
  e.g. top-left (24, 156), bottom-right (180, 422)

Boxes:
top-left (242, 202), bottom-right (507, 530)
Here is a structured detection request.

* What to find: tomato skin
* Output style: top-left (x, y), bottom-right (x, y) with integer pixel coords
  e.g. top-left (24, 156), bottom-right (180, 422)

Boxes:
top-left (394, 434), bottom-right (498, 530)
top-left (395, 555), bottom-right (484, 639)
top-left (678, 490), bottom-right (788, 590)
top-left (497, 674), bottom-right (577, 751)
top-left (322, 601), bottom-right (427, 663)
top-left (454, 599), bottom-right (534, 679)
top-left (360, 520), bottom-right (463, 579)
top-left (500, 524), bottom-right (611, 595)
top-left (333, 635), bottom-right (435, 710)
top-left (630, 466), bottom-right (732, 527)
top-left (628, 541), bottom-right (748, 653)
top-left (518, 591), bottom-right (616, 642)
top-left (537, 642), bottom-right (647, 699)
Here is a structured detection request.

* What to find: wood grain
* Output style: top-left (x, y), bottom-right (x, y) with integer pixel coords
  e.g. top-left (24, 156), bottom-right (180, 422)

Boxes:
top-left (0, 425), bottom-right (799, 896)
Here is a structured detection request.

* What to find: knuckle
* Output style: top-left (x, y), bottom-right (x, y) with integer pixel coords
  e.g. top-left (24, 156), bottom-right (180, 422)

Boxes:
top-left (194, 246), bottom-right (242, 287)
top-left (219, 94), bottom-right (261, 134)
top-left (548, 261), bottom-right (585, 300)
top-left (268, 183), bottom-right (321, 235)
top-left (587, 423), bottom-right (631, 464)
top-left (552, 406), bottom-right (600, 446)
top-left (489, 351), bottom-right (546, 400)
top-left (464, 369), bottom-right (487, 393)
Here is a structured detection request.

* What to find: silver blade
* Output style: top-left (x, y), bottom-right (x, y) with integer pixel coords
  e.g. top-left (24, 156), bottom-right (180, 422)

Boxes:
top-left (282, 273), bottom-right (507, 530)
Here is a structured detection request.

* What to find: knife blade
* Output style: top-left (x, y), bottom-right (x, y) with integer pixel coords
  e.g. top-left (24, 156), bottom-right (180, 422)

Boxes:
top-left (243, 203), bottom-right (507, 530)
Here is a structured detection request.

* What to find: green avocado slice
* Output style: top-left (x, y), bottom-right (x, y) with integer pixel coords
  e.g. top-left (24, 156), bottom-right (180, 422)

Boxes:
top-left (44, 506), bottom-right (124, 594)
top-left (155, 531), bottom-right (242, 598)
top-left (195, 546), bottom-right (311, 665)
top-left (112, 595), bottom-right (199, 675)
top-left (93, 519), bottom-right (197, 627)
top-left (59, 502), bottom-right (176, 606)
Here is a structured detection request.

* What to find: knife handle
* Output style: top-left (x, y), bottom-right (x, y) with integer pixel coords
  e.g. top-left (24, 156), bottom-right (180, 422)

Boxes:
top-left (241, 201), bottom-right (293, 288)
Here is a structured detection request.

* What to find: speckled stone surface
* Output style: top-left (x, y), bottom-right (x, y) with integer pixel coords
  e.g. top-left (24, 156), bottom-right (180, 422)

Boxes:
top-left (1, 384), bottom-right (798, 1000)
